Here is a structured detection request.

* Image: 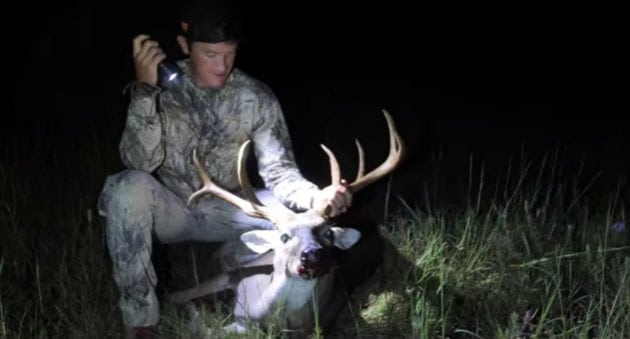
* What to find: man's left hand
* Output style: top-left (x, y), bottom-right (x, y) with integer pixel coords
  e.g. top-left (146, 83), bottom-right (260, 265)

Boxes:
top-left (312, 179), bottom-right (353, 217)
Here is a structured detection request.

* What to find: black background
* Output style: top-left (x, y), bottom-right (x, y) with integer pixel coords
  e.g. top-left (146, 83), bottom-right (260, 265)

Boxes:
top-left (5, 1), bottom-right (627, 207)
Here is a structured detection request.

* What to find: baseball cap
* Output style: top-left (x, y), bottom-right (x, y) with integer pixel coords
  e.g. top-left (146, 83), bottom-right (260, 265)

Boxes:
top-left (178, 0), bottom-right (245, 43)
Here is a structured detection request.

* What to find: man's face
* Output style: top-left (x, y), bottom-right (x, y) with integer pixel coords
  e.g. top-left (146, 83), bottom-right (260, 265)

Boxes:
top-left (187, 41), bottom-right (238, 89)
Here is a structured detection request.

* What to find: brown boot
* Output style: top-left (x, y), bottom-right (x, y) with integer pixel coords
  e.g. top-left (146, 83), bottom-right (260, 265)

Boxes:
top-left (124, 326), bottom-right (159, 339)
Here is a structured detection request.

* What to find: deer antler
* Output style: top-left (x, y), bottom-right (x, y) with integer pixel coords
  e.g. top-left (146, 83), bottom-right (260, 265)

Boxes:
top-left (319, 109), bottom-right (404, 194)
top-left (188, 141), bottom-right (296, 225)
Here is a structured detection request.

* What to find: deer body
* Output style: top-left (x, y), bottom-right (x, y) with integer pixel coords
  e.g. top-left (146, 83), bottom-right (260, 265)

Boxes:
top-left (171, 110), bottom-right (404, 335)
top-left (172, 218), bottom-right (360, 334)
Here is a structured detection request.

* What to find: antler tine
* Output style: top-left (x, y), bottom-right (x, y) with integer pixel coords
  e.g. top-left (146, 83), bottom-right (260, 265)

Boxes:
top-left (320, 138), bottom-right (366, 185)
top-left (319, 144), bottom-right (341, 185)
top-left (188, 148), bottom-right (213, 205)
top-left (188, 146), bottom-right (269, 220)
top-left (237, 140), bottom-right (264, 206)
top-left (354, 138), bottom-right (365, 180)
top-left (318, 110), bottom-right (403, 194)
top-left (347, 109), bottom-right (404, 193)
top-left (236, 141), bottom-right (297, 224)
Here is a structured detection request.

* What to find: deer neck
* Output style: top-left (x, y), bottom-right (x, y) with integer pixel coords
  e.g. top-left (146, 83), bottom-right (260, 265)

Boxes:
top-left (261, 271), bottom-right (317, 311)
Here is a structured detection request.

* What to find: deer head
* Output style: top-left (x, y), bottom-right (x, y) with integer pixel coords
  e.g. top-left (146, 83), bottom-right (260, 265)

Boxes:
top-left (187, 109), bottom-right (404, 280)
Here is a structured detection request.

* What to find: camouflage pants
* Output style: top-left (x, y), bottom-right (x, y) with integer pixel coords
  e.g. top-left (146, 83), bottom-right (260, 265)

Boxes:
top-left (97, 169), bottom-right (275, 327)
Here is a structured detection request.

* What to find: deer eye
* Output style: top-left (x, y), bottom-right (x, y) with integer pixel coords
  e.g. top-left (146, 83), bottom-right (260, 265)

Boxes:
top-left (324, 229), bottom-right (335, 243)
top-left (280, 233), bottom-right (291, 243)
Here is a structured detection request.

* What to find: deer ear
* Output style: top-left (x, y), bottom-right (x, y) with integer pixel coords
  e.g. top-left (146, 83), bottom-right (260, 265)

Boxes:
top-left (240, 230), bottom-right (283, 254)
top-left (330, 227), bottom-right (361, 249)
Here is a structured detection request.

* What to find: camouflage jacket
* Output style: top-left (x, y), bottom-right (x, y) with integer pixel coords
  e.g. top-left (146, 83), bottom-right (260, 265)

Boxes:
top-left (119, 60), bottom-right (319, 211)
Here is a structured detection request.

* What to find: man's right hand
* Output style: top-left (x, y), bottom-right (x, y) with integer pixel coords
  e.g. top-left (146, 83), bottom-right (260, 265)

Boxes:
top-left (132, 34), bottom-right (166, 86)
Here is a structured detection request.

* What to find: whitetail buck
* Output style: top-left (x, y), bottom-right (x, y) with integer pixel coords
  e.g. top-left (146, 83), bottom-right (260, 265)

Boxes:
top-left (169, 110), bottom-right (404, 336)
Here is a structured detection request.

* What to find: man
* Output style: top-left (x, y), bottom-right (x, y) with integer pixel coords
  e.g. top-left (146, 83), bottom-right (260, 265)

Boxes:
top-left (97, 1), bottom-right (352, 337)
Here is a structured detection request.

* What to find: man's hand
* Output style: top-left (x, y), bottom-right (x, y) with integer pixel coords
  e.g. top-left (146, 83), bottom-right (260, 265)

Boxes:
top-left (312, 179), bottom-right (353, 218)
top-left (132, 34), bottom-right (166, 86)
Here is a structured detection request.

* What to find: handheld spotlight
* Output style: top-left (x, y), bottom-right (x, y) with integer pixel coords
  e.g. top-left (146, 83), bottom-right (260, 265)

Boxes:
top-left (158, 60), bottom-right (183, 87)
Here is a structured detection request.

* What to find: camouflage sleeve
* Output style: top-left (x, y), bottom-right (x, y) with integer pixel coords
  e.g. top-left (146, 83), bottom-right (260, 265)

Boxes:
top-left (118, 82), bottom-right (165, 172)
top-left (251, 93), bottom-right (320, 211)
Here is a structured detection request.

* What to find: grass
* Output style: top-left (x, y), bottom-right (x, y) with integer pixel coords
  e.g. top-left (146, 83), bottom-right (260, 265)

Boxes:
top-left (1, 120), bottom-right (628, 338)
top-left (332, 144), bottom-right (629, 338)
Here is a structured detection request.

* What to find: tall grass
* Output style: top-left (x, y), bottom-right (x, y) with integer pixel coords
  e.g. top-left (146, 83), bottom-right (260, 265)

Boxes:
top-left (333, 144), bottom-right (629, 338)
top-left (1, 120), bottom-right (628, 338)
top-left (0, 121), bottom-right (123, 338)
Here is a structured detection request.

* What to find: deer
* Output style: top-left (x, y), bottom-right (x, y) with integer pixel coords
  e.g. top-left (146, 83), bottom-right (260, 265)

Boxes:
top-left (169, 109), bottom-right (404, 336)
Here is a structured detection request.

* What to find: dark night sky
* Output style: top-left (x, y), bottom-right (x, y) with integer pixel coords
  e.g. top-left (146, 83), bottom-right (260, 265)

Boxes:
top-left (6, 1), bottom-right (628, 204)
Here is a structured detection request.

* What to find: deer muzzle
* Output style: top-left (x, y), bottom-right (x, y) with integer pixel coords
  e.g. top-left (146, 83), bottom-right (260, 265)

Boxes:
top-left (298, 246), bottom-right (332, 279)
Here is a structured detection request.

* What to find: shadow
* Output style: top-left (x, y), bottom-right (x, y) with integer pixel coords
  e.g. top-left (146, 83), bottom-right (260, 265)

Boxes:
top-left (328, 218), bottom-right (416, 337)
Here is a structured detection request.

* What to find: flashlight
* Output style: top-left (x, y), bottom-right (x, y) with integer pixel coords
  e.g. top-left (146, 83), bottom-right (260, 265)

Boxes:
top-left (158, 60), bottom-right (183, 87)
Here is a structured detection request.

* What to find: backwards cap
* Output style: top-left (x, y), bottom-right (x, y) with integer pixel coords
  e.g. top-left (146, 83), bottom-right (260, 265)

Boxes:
top-left (179, 0), bottom-right (244, 43)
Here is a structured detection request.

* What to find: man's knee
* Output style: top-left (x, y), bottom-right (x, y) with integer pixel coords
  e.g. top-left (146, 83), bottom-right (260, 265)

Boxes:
top-left (98, 169), bottom-right (159, 218)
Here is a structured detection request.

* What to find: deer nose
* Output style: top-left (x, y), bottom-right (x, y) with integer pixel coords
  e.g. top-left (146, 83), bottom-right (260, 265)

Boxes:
top-left (300, 246), bottom-right (327, 267)
top-left (298, 246), bottom-right (333, 279)
top-left (300, 247), bottom-right (324, 267)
